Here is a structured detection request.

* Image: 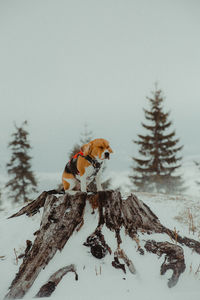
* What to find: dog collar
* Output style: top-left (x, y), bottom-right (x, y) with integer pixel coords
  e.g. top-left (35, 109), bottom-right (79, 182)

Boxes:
top-left (84, 155), bottom-right (103, 170)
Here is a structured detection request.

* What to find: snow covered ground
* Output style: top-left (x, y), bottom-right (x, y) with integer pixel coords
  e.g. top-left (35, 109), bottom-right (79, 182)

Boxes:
top-left (0, 157), bottom-right (200, 300)
top-left (0, 190), bottom-right (200, 299)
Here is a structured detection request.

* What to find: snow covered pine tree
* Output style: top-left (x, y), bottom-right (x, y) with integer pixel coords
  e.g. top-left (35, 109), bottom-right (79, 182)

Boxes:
top-left (130, 84), bottom-right (185, 194)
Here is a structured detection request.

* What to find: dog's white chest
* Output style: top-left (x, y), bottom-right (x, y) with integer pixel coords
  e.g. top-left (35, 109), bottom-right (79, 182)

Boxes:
top-left (85, 165), bottom-right (95, 178)
top-left (76, 163), bottom-right (102, 182)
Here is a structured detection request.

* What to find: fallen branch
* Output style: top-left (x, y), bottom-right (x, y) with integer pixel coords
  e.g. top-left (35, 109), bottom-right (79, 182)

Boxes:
top-left (35, 264), bottom-right (78, 298)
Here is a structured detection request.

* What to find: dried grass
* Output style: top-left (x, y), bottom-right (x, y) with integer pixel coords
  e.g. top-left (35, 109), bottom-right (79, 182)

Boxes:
top-left (175, 207), bottom-right (200, 237)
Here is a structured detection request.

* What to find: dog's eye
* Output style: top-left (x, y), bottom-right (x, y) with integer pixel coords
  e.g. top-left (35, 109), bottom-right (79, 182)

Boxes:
top-left (99, 146), bottom-right (104, 150)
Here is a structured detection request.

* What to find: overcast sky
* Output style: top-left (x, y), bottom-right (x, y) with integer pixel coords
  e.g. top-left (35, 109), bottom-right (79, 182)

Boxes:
top-left (0, 0), bottom-right (200, 174)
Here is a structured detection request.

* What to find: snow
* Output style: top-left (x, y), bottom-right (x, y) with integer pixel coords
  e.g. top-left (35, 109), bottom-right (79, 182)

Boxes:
top-left (0, 158), bottom-right (200, 300)
top-left (1, 190), bottom-right (200, 300)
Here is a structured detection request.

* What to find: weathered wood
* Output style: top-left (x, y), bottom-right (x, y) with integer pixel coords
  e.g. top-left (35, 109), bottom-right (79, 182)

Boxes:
top-left (98, 190), bottom-right (123, 232)
top-left (85, 191), bottom-right (200, 285)
top-left (8, 191), bottom-right (48, 218)
top-left (8, 189), bottom-right (63, 219)
top-left (18, 240), bottom-right (32, 259)
top-left (163, 228), bottom-right (200, 255)
top-left (122, 194), bottom-right (164, 238)
top-left (5, 190), bottom-right (200, 299)
top-left (114, 249), bottom-right (136, 274)
top-left (122, 194), bottom-right (200, 255)
top-left (84, 191), bottom-right (122, 259)
top-left (112, 256), bottom-right (126, 274)
top-left (35, 264), bottom-right (78, 298)
top-left (84, 228), bottom-right (112, 259)
top-left (145, 240), bottom-right (186, 288)
top-left (5, 192), bottom-right (86, 299)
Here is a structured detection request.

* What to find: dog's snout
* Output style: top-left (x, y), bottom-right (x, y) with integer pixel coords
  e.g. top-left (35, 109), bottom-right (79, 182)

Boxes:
top-left (105, 152), bottom-right (110, 159)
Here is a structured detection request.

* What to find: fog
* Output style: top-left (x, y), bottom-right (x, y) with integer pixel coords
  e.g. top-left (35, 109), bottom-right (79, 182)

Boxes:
top-left (0, 0), bottom-right (200, 173)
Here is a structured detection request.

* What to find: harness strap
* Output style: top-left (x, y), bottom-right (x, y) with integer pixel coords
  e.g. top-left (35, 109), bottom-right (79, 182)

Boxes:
top-left (73, 151), bottom-right (84, 159)
top-left (65, 152), bottom-right (103, 176)
top-left (84, 155), bottom-right (102, 170)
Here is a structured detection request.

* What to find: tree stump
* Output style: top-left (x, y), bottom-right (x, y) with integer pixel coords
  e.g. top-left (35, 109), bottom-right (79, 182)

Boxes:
top-left (4, 190), bottom-right (200, 299)
top-left (5, 192), bottom-right (86, 299)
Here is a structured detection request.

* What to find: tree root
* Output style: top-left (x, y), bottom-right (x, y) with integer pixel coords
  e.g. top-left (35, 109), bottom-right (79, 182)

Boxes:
top-left (113, 249), bottom-right (136, 274)
top-left (35, 264), bottom-right (78, 298)
top-left (145, 240), bottom-right (186, 287)
top-left (4, 190), bottom-right (200, 299)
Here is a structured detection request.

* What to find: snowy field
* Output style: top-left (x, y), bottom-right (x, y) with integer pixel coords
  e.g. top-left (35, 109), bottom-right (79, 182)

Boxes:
top-left (0, 158), bottom-right (200, 300)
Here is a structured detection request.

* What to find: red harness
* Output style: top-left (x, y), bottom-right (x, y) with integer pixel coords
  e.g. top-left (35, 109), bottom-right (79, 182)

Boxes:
top-left (64, 151), bottom-right (84, 175)
top-left (72, 151), bottom-right (84, 159)
top-left (64, 151), bottom-right (102, 177)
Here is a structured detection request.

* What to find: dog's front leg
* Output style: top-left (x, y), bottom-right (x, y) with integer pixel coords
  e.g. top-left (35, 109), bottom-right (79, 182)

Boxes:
top-left (96, 172), bottom-right (102, 191)
top-left (80, 175), bottom-right (87, 193)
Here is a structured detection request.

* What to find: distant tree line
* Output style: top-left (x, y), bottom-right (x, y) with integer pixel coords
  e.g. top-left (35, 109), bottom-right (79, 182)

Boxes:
top-left (1, 84), bottom-right (200, 208)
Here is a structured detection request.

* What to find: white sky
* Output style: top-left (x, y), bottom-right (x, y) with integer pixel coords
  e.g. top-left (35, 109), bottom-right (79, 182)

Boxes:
top-left (0, 0), bottom-right (200, 173)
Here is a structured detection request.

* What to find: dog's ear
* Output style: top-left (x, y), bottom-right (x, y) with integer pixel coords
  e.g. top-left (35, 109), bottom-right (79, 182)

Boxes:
top-left (81, 142), bottom-right (91, 156)
top-left (108, 146), bottom-right (113, 153)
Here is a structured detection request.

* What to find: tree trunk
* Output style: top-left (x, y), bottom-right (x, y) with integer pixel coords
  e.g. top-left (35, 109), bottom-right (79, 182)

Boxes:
top-left (5, 190), bottom-right (200, 299)
top-left (5, 192), bottom-right (86, 299)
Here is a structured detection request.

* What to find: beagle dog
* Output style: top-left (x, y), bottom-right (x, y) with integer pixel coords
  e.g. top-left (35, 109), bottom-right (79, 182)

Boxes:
top-left (62, 138), bottom-right (113, 193)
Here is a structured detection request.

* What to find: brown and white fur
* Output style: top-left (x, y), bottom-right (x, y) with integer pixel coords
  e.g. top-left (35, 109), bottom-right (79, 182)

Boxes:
top-left (62, 138), bottom-right (113, 193)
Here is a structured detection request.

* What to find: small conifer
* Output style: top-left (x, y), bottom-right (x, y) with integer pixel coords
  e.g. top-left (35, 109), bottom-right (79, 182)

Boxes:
top-left (6, 121), bottom-right (38, 203)
top-left (130, 85), bottom-right (185, 194)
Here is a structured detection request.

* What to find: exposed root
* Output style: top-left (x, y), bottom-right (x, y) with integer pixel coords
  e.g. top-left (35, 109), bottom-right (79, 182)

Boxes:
top-left (114, 249), bottom-right (136, 274)
top-left (84, 228), bottom-right (112, 259)
top-left (145, 240), bottom-right (186, 288)
top-left (35, 264), bottom-right (78, 298)
top-left (4, 190), bottom-right (200, 299)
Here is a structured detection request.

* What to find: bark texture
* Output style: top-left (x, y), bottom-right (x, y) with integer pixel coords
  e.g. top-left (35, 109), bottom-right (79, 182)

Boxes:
top-left (4, 190), bottom-right (200, 299)
top-left (145, 240), bottom-right (186, 287)
top-left (5, 192), bottom-right (86, 299)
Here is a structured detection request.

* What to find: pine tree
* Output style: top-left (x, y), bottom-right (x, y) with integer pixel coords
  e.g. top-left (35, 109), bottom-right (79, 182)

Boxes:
top-left (6, 121), bottom-right (38, 203)
top-left (80, 122), bottom-right (93, 145)
top-left (68, 124), bottom-right (92, 159)
top-left (68, 143), bottom-right (81, 160)
top-left (68, 123), bottom-right (93, 159)
top-left (130, 85), bottom-right (185, 194)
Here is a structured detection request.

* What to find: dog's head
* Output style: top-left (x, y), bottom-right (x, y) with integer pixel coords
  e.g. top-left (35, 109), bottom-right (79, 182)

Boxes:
top-left (81, 138), bottom-right (113, 161)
